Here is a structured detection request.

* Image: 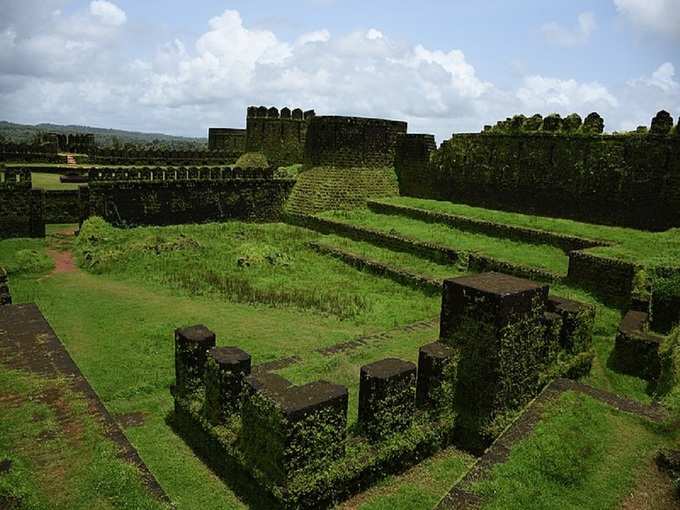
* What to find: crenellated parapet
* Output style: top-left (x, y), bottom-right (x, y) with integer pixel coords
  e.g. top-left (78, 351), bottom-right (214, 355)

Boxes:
top-left (245, 105), bottom-right (315, 166)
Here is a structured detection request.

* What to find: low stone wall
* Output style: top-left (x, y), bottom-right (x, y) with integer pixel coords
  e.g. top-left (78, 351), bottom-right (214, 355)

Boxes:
top-left (368, 200), bottom-right (608, 252)
top-left (566, 250), bottom-right (639, 303)
top-left (613, 310), bottom-right (663, 380)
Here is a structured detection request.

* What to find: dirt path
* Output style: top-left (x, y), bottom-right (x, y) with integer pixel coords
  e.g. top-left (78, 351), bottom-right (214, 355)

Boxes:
top-left (46, 226), bottom-right (79, 276)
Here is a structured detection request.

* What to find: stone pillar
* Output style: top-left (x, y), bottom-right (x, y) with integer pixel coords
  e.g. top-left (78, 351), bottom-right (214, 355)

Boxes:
top-left (546, 296), bottom-right (596, 353)
top-left (416, 342), bottom-right (456, 409)
top-left (174, 325), bottom-right (216, 397)
top-left (204, 346), bottom-right (251, 425)
top-left (439, 272), bottom-right (549, 447)
top-left (241, 379), bottom-right (348, 483)
top-left (358, 358), bottom-right (416, 440)
top-left (0, 268), bottom-right (10, 306)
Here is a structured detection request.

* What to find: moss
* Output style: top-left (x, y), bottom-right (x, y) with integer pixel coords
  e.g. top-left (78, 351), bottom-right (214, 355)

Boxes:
top-left (235, 152), bottom-right (269, 169)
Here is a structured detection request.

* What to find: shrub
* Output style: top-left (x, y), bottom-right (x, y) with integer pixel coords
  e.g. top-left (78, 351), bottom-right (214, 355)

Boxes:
top-left (235, 152), bottom-right (268, 169)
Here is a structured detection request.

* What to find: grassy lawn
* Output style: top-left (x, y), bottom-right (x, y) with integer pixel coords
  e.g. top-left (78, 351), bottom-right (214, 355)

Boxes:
top-left (1, 215), bottom-right (677, 509)
top-left (379, 197), bottom-right (680, 268)
top-left (471, 391), bottom-right (679, 509)
top-left (0, 365), bottom-right (168, 510)
top-left (316, 209), bottom-right (570, 274)
top-left (32, 172), bottom-right (81, 190)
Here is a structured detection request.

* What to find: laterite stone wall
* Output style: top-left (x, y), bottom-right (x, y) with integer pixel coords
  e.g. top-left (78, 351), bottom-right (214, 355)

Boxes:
top-left (246, 106), bottom-right (314, 167)
top-left (44, 190), bottom-right (81, 223)
top-left (0, 168), bottom-right (45, 239)
top-left (397, 115), bottom-right (680, 230)
top-left (208, 128), bottom-right (247, 152)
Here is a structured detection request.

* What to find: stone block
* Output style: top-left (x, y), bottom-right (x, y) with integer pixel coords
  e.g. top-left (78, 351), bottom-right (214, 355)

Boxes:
top-left (204, 346), bottom-right (251, 425)
top-left (614, 310), bottom-right (662, 380)
top-left (358, 358), bottom-right (416, 440)
top-left (547, 296), bottom-right (596, 353)
top-left (541, 311), bottom-right (562, 366)
top-left (241, 379), bottom-right (348, 483)
top-left (416, 342), bottom-right (457, 409)
top-left (440, 272), bottom-right (549, 342)
top-left (174, 325), bottom-right (216, 397)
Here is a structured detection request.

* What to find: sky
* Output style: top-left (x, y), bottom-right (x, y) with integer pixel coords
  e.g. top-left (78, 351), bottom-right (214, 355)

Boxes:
top-left (0, 0), bottom-right (679, 143)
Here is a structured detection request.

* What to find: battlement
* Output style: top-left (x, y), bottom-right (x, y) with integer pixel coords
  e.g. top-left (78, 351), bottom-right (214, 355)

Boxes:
top-left (245, 105), bottom-right (315, 166)
top-left (91, 148), bottom-right (240, 166)
top-left (247, 105), bottom-right (315, 120)
top-left (0, 167), bottom-right (32, 188)
top-left (87, 166), bottom-right (275, 183)
top-left (304, 115), bottom-right (408, 168)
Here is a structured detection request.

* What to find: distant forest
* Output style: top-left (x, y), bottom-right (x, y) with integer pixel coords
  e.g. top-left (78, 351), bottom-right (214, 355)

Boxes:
top-left (0, 120), bottom-right (207, 149)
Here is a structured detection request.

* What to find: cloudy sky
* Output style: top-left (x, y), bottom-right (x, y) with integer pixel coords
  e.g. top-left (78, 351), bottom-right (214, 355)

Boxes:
top-left (1, 0), bottom-right (679, 142)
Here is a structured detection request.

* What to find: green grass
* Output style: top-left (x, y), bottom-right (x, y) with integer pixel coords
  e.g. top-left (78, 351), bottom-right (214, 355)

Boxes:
top-left (378, 197), bottom-right (680, 269)
top-left (471, 391), bottom-right (679, 509)
top-left (315, 235), bottom-right (466, 280)
top-left (75, 217), bottom-right (440, 325)
top-left (31, 172), bottom-right (81, 190)
top-left (0, 367), bottom-right (168, 510)
top-left (317, 209), bottom-right (570, 274)
top-left (1, 218), bottom-right (677, 509)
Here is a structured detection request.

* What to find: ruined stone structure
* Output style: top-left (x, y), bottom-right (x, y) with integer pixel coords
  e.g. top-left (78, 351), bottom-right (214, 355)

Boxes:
top-left (397, 112), bottom-right (680, 230)
top-left (43, 132), bottom-right (96, 153)
top-left (440, 272), bottom-right (595, 448)
top-left (172, 271), bottom-right (595, 507)
top-left (245, 106), bottom-right (314, 167)
top-left (286, 116), bottom-right (407, 215)
top-left (84, 166), bottom-right (295, 226)
top-left (0, 168), bottom-right (45, 239)
top-left (207, 128), bottom-right (247, 153)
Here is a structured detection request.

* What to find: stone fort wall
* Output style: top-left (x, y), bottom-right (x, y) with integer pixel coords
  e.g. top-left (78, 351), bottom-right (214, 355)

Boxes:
top-left (0, 168), bottom-right (45, 239)
top-left (208, 128), bottom-right (246, 153)
top-left (85, 166), bottom-right (295, 227)
top-left (246, 106), bottom-right (315, 167)
top-left (396, 112), bottom-right (680, 230)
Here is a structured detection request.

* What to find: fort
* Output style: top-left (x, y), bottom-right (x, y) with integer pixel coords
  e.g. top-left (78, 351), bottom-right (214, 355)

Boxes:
top-left (1, 106), bottom-right (679, 509)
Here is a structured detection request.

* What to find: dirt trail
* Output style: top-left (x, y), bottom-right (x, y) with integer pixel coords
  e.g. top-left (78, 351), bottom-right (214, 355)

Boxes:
top-left (46, 226), bottom-right (79, 276)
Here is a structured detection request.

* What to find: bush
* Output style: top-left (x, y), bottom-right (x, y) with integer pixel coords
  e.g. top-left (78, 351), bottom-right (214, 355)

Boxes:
top-left (13, 249), bottom-right (53, 275)
top-left (235, 152), bottom-right (268, 169)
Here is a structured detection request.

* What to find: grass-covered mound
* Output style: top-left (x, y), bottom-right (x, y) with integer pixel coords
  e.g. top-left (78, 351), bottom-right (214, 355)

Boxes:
top-left (74, 217), bottom-right (439, 325)
top-left (285, 166), bottom-right (399, 215)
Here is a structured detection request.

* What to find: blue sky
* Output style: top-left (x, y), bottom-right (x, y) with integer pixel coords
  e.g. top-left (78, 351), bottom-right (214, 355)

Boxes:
top-left (1, 0), bottom-right (679, 141)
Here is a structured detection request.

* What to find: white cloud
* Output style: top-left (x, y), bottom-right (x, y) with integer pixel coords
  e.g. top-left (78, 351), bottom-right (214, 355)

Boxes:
top-left (541, 11), bottom-right (596, 47)
top-left (629, 62), bottom-right (679, 92)
top-left (89, 0), bottom-right (126, 27)
top-left (0, 7), bottom-right (677, 141)
top-left (296, 29), bottom-right (331, 46)
top-left (614, 0), bottom-right (680, 38)
top-left (517, 76), bottom-right (619, 111)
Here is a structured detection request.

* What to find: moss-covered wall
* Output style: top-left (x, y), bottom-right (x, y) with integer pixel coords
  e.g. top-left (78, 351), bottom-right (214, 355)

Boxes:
top-left (91, 148), bottom-right (240, 165)
top-left (208, 128), bottom-right (246, 152)
top-left (0, 168), bottom-right (45, 239)
top-left (304, 116), bottom-right (407, 168)
top-left (246, 106), bottom-right (314, 167)
top-left (0, 142), bottom-right (65, 163)
top-left (88, 179), bottom-right (294, 227)
top-left (44, 190), bottom-right (81, 223)
top-left (285, 166), bottom-right (399, 215)
top-left (397, 125), bottom-right (680, 230)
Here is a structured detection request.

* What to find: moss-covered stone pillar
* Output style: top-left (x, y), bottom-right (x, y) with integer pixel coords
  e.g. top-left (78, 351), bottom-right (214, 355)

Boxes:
top-left (415, 342), bottom-right (457, 410)
top-left (241, 379), bottom-right (348, 484)
top-left (546, 296), bottom-right (595, 353)
top-left (358, 358), bottom-right (416, 440)
top-left (439, 272), bottom-right (549, 448)
top-left (204, 346), bottom-right (251, 425)
top-left (174, 325), bottom-right (216, 397)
